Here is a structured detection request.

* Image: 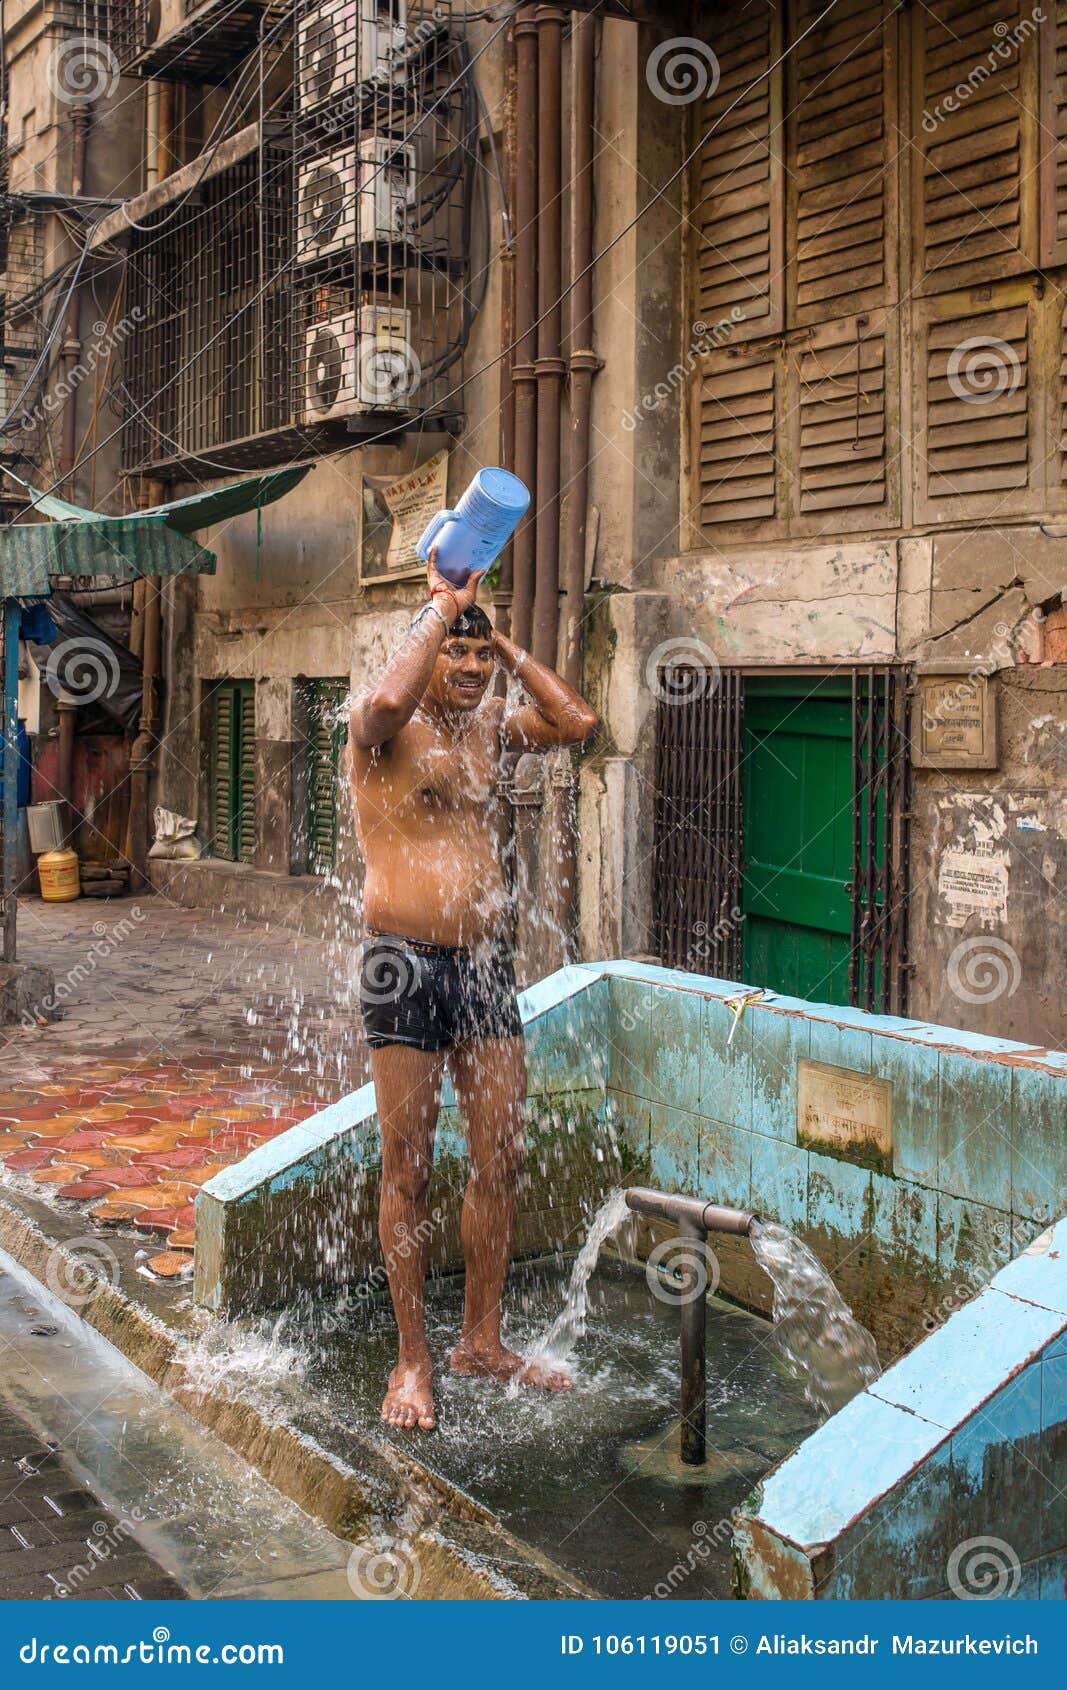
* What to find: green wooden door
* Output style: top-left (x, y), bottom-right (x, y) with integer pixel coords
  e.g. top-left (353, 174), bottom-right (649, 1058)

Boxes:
top-left (210, 680), bottom-right (256, 864)
top-left (741, 676), bottom-right (861, 1006)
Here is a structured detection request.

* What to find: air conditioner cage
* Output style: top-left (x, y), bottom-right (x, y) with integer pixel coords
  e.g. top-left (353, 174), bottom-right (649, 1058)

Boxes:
top-left (296, 0), bottom-right (409, 113)
top-left (302, 304), bottom-right (417, 420)
top-left (296, 139), bottom-right (416, 261)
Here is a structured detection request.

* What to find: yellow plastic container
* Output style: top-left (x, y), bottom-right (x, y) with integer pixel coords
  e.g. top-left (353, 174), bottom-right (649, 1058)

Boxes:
top-left (37, 849), bottom-right (80, 902)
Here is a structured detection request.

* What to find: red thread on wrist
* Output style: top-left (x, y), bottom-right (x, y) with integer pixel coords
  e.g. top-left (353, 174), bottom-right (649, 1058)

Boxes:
top-left (430, 584), bottom-right (459, 617)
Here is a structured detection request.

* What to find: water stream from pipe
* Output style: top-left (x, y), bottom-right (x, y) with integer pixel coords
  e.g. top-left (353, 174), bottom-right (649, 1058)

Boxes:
top-left (748, 1218), bottom-right (881, 1415)
top-left (528, 1195), bottom-right (880, 1421)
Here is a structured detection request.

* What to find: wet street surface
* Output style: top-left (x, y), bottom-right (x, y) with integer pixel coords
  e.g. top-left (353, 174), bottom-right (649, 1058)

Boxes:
top-left (0, 896), bottom-right (366, 1277)
top-left (0, 1261), bottom-right (362, 1600)
top-left (0, 1393), bottom-right (188, 1601)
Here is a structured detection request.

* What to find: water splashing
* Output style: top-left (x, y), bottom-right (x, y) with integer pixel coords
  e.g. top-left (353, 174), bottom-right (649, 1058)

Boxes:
top-left (523, 1189), bottom-right (632, 1370)
top-left (750, 1220), bottom-right (880, 1417)
top-left (173, 1315), bottom-right (311, 1404)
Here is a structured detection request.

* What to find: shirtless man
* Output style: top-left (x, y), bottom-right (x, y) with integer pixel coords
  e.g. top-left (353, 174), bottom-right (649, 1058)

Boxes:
top-left (348, 553), bottom-right (597, 1431)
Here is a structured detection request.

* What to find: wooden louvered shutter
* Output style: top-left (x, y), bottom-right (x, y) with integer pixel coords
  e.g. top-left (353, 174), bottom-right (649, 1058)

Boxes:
top-left (236, 684), bottom-right (256, 865)
top-left (913, 282), bottom-right (1046, 522)
top-left (1039, 1), bottom-right (1067, 264)
top-left (789, 0), bottom-right (897, 326)
top-left (692, 342), bottom-right (779, 533)
top-left (211, 685), bottom-right (236, 860)
top-left (797, 313), bottom-right (891, 519)
top-left (785, 0), bottom-right (899, 531)
top-left (690, 0), bottom-right (783, 341)
top-left (210, 681), bottom-right (256, 863)
top-left (305, 679), bottom-right (346, 875)
top-left (911, 0), bottom-right (1038, 293)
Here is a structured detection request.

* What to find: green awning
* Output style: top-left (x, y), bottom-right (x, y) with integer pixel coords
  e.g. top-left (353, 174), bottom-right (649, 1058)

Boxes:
top-left (1, 466), bottom-right (311, 598)
top-left (18, 466), bottom-right (310, 535)
top-left (138, 466), bottom-right (311, 534)
top-left (0, 517), bottom-right (216, 598)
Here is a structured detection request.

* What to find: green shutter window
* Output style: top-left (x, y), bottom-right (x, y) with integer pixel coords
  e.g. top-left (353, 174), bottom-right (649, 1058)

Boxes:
top-left (210, 680), bottom-right (256, 864)
top-left (302, 678), bottom-right (347, 875)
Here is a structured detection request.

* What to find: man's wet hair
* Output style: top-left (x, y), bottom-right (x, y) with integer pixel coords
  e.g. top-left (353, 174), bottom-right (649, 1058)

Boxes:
top-left (449, 604), bottom-right (494, 641)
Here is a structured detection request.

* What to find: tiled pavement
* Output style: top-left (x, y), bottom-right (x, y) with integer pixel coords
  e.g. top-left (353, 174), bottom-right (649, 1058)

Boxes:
top-left (0, 896), bottom-right (367, 1278)
top-left (0, 1398), bottom-right (189, 1600)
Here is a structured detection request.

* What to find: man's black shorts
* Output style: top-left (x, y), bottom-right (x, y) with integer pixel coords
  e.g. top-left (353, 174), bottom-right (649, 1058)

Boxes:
top-left (359, 930), bottom-right (524, 1051)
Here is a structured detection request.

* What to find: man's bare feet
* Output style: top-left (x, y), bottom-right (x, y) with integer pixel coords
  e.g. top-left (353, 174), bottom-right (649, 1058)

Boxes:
top-left (450, 1339), bottom-right (573, 1391)
top-left (381, 1360), bottom-right (436, 1430)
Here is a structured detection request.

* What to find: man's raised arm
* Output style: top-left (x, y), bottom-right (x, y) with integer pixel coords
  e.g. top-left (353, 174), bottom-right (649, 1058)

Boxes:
top-left (495, 631), bottom-right (598, 750)
top-left (349, 559), bottom-right (485, 748)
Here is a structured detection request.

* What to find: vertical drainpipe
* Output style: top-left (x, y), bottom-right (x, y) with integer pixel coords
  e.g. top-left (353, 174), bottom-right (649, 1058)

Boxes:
top-left (532, 5), bottom-right (566, 668)
top-left (125, 80), bottom-right (178, 887)
top-left (2, 600), bottom-right (20, 962)
top-left (555, 10), bottom-right (598, 960)
top-left (561, 11), bottom-right (597, 691)
top-left (494, 25), bottom-right (517, 639)
top-left (56, 107), bottom-right (91, 840)
top-left (510, 7), bottom-right (539, 653)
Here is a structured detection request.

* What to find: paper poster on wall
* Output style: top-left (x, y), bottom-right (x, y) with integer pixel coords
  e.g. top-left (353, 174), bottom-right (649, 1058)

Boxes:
top-left (937, 845), bottom-right (1010, 928)
top-left (360, 450), bottom-right (448, 584)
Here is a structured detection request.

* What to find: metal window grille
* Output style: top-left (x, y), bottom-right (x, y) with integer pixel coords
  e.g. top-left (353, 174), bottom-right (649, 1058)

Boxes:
top-left (651, 668), bottom-right (745, 980)
top-left (291, 0), bottom-right (477, 431)
top-left (849, 666), bottom-right (911, 1017)
top-left (50, 1), bottom-right (142, 69)
top-left (120, 3), bottom-right (477, 471)
top-left (122, 143), bottom-right (292, 470)
top-left (0, 201), bottom-right (48, 456)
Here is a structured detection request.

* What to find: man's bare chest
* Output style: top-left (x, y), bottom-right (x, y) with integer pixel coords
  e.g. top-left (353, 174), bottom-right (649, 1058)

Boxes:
top-left (360, 714), bottom-right (501, 815)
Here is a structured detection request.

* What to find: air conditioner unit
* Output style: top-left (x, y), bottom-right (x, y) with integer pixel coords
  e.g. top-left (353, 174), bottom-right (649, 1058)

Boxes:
top-left (303, 305), bottom-right (416, 420)
top-left (297, 0), bottom-right (408, 110)
top-left (297, 139), bottom-right (415, 260)
top-left (142, 0), bottom-right (185, 46)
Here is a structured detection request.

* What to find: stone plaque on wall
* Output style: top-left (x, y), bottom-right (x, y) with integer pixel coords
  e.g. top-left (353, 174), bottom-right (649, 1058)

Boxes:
top-left (912, 673), bottom-right (997, 769)
top-left (797, 1059), bottom-right (893, 1172)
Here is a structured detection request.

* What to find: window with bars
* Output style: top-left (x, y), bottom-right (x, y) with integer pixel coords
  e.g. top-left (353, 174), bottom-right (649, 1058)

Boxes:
top-left (295, 677), bottom-right (347, 875)
top-left (209, 680), bottom-right (256, 864)
top-left (122, 145), bottom-right (293, 472)
top-left (651, 667), bottom-right (910, 1015)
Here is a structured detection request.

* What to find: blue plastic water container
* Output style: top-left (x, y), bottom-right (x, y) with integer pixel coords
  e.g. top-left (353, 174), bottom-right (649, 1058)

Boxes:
top-left (416, 467), bottom-right (530, 586)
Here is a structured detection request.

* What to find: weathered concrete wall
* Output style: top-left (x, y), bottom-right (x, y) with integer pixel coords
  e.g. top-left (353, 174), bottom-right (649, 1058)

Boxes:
top-left (593, 525), bottom-right (1067, 1045)
top-left (735, 1218), bottom-right (1067, 1600)
top-left (600, 960), bottom-right (1065, 1360)
top-left (909, 669), bottom-right (1067, 1048)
